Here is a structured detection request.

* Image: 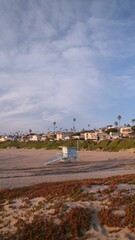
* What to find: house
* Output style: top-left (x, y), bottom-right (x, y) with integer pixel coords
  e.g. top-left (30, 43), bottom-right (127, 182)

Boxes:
top-left (105, 125), bottom-right (118, 133)
top-left (56, 132), bottom-right (72, 141)
top-left (7, 135), bottom-right (15, 141)
top-left (120, 127), bottom-right (133, 138)
top-left (39, 134), bottom-right (47, 141)
top-left (84, 131), bottom-right (98, 141)
top-left (27, 134), bottom-right (39, 141)
top-left (97, 132), bottom-right (110, 141)
top-left (46, 131), bottom-right (56, 140)
top-left (109, 132), bottom-right (120, 139)
top-left (18, 135), bottom-right (25, 142)
top-left (0, 135), bottom-right (7, 142)
top-left (72, 132), bottom-right (84, 140)
top-left (106, 125), bottom-right (114, 130)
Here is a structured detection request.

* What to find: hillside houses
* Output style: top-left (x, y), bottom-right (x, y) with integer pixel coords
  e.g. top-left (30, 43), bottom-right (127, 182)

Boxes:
top-left (1, 124), bottom-right (135, 143)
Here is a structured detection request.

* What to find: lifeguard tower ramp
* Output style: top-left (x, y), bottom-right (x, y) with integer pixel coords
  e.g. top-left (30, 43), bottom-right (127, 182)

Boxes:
top-left (43, 147), bottom-right (77, 165)
top-left (43, 152), bottom-right (62, 165)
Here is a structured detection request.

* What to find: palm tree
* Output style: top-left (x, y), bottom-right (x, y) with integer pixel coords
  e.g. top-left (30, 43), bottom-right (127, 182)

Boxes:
top-left (131, 119), bottom-right (135, 126)
top-left (29, 129), bottom-right (32, 134)
top-left (53, 122), bottom-right (56, 132)
top-left (88, 124), bottom-right (90, 130)
top-left (117, 115), bottom-right (121, 127)
top-left (114, 122), bottom-right (118, 128)
top-left (73, 118), bottom-right (76, 132)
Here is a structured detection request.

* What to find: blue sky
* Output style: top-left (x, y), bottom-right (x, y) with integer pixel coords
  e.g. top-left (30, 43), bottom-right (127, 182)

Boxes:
top-left (0, 0), bottom-right (135, 134)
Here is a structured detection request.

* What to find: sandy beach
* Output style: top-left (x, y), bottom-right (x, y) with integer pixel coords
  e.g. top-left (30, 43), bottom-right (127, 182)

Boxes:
top-left (0, 149), bottom-right (135, 239)
top-left (0, 148), bottom-right (135, 189)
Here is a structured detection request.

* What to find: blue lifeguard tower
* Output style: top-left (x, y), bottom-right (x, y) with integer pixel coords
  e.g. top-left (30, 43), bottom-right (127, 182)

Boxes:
top-left (43, 146), bottom-right (77, 165)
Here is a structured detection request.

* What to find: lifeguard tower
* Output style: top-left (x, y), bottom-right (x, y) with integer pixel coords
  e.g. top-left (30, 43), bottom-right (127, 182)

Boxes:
top-left (43, 146), bottom-right (77, 165)
top-left (61, 146), bottom-right (77, 162)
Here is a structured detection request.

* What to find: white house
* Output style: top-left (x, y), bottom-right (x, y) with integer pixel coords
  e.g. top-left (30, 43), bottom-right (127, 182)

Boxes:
top-left (27, 134), bottom-right (39, 141)
top-left (120, 127), bottom-right (133, 137)
top-left (39, 134), bottom-right (47, 141)
top-left (56, 132), bottom-right (72, 140)
top-left (0, 135), bottom-right (7, 142)
top-left (84, 131), bottom-right (98, 141)
top-left (109, 132), bottom-right (120, 139)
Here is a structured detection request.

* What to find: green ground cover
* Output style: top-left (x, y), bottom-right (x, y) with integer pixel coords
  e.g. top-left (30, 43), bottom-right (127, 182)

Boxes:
top-left (0, 138), bottom-right (135, 151)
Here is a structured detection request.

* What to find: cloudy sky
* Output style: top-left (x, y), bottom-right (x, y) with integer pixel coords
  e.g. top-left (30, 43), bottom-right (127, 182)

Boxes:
top-left (0, 0), bottom-right (135, 134)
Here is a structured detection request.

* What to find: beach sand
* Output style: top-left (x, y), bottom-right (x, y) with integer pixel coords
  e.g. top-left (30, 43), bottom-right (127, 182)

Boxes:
top-left (0, 148), bottom-right (135, 189)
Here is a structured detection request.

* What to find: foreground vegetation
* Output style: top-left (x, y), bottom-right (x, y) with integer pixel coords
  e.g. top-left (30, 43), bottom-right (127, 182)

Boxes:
top-left (1, 138), bottom-right (135, 151)
top-left (0, 175), bottom-right (135, 239)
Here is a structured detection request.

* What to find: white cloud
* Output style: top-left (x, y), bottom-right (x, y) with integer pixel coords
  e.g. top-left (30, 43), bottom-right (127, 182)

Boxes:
top-left (0, 0), bottom-right (135, 133)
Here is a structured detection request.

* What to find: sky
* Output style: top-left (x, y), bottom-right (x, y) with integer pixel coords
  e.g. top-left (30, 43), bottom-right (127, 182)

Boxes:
top-left (0, 0), bottom-right (135, 134)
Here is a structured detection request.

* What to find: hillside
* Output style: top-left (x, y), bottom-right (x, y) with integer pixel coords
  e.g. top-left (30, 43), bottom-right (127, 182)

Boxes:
top-left (1, 139), bottom-right (135, 152)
